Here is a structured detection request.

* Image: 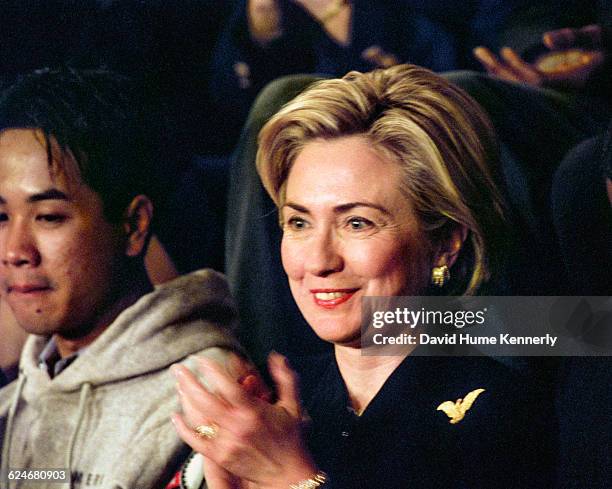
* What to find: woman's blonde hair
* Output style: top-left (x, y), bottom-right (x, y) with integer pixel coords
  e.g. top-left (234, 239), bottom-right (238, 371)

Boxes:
top-left (256, 64), bottom-right (506, 294)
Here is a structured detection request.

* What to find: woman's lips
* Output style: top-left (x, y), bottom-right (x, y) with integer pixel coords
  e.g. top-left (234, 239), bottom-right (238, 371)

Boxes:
top-left (311, 289), bottom-right (359, 309)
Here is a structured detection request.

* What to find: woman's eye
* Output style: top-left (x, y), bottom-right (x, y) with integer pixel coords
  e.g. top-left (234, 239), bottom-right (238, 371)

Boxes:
top-left (286, 216), bottom-right (309, 230)
top-left (347, 217), bottom-right (374, 230)
top-left (0, 213), bottom-right (8, 223)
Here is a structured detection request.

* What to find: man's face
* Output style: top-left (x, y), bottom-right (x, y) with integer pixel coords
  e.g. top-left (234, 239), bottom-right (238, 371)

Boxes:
top-left (0, 129), bottom-right (126, 337)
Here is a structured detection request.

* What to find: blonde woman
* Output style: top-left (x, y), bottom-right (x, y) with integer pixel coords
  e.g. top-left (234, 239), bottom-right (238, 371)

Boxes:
top-left (172, 65), bottom-right (554, 489)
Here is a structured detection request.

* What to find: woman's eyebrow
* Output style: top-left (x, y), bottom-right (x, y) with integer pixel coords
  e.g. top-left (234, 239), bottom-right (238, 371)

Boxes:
top-left (281, 202), bottom-right (309, 213)
top-left (334, 202), bottom-right (391, 215)
top-left (282, 201), bottom-right (392, 215)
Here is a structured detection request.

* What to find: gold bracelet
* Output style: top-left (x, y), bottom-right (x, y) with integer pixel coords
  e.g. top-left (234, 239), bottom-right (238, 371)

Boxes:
top-left (318, 0), bottom-right (348, 24)
top-left (289, 471), bottom-right (327, 489)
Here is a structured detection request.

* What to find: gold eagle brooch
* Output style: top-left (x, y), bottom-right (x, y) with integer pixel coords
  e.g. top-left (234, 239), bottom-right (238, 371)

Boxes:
top-left (437, 388), bottom-right (486, 424)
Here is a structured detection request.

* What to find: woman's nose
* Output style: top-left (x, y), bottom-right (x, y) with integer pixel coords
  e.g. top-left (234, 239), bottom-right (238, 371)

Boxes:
top-left (304, 229), bottom-right (344, 277)
top-left (1, 222), bottom-right (41, 268)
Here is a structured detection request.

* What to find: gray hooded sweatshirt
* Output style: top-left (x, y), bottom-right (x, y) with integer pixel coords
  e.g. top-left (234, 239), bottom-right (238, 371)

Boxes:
top-left (0, 269), bottom-right (242, 489)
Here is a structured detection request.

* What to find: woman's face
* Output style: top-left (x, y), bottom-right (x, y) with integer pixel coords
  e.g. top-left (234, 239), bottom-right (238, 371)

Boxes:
top-left (281, 136), bottom-right (431, 347)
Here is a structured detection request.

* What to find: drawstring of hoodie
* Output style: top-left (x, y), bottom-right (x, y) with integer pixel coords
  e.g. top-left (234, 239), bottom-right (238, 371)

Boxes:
top-left (1, 373), bottom-right (26, 488)
top-left (64, 383), bottom-right (91, 489)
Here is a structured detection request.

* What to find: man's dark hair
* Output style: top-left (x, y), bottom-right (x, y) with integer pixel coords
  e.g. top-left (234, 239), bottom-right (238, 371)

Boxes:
top-left (0, 67), bottom-right (154, 222)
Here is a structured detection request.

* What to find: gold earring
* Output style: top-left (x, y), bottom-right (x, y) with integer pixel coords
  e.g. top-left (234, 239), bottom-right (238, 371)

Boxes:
top-left (431, 265), bottom-right (450, 287)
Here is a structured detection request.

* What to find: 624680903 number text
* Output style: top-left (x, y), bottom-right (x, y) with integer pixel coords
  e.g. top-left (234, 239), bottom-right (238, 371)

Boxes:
top-left (4, 469), bottom-right (69, 484)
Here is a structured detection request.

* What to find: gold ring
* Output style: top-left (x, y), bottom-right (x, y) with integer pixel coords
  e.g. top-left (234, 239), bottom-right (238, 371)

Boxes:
top-left (194, 423), bottom-right (218, 439)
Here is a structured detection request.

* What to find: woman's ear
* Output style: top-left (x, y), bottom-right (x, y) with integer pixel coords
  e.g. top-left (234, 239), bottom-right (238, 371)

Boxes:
top-left (434, 224), bottom-right (468, 269)
top-left (123, 195), bottom-right (154, 257)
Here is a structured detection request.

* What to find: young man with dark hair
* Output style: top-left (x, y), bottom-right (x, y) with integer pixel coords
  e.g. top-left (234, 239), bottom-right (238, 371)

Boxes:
top-left (0, 68), bottom-right (246, 489)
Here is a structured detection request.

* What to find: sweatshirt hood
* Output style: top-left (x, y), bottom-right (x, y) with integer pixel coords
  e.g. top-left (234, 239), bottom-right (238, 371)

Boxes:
top-left (17, 269), bottom-right (241, 392)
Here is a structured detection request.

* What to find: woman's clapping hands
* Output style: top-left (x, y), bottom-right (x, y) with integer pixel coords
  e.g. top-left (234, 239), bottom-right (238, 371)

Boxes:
top-left (171, 353), bottom-right (318, 489)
